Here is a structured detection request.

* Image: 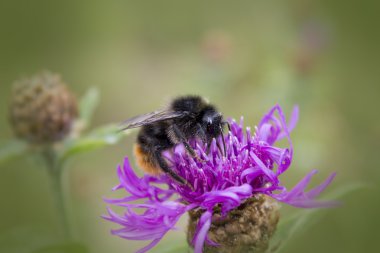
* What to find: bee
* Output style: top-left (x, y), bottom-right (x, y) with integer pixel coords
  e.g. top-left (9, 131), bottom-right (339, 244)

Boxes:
top-left (121, 95), bottom-right (227, 185)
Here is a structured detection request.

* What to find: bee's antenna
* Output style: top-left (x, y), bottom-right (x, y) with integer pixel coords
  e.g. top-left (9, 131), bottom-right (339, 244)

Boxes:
top-left (222, 121), bottom-right (231, 132)
top-left (216, 141), bottom-right (223, 157)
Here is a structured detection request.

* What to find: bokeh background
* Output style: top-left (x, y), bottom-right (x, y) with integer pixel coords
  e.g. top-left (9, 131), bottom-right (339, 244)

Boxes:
top-left (0, 1), bottom-right (379, 253)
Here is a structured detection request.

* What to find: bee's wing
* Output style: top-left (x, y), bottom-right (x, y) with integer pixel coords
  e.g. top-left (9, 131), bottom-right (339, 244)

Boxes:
top-left (120, 110), bottom-right (183, 130)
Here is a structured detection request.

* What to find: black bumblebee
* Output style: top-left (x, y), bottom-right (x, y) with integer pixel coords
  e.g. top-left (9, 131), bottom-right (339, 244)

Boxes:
top-left (121, 95), bottom-right (227, 185)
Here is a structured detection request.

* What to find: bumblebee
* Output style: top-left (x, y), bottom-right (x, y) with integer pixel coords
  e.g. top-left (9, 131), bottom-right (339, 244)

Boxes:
top-left (121, 95), bottom-right (227, 185)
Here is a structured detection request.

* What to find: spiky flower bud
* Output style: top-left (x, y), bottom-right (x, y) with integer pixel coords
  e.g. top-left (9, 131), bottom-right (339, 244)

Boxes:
top-left (187, 195), bottom-right (280, 253)
top-left (9, 71), bottom-right (78, 144)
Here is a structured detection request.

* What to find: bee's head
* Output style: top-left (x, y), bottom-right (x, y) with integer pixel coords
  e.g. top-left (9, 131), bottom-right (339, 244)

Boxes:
top-left (202, 110), bottom-right (223, 140)
top-left (198, 106), bottom-right (227, 156)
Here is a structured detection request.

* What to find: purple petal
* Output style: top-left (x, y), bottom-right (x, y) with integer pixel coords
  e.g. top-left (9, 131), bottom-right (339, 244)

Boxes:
top-left (136, 238), bottom-right (162, 253)
top-left (278, 105), bottom-right (299, 140)
top-left (249, 151), bottom-right (277, 182)
top-left (306, 172), bottom-right (336, 199)
top-left (270, 170), bottom-right (337, 208)
top-left (193, 211), bottom-right (212, 253)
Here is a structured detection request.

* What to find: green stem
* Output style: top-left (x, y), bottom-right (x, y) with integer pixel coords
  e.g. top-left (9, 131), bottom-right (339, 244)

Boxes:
top-left (43, 147), bottom-right (71, 240)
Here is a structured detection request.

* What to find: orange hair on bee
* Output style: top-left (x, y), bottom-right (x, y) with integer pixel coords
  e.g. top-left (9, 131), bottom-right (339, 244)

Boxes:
top-left (133, 144), bottom-right (163, 175)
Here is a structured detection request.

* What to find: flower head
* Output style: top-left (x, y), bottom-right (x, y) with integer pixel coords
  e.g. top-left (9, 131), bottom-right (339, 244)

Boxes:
top-left (103, 105), bottom-right (336, 253)
top-left (9, 71), bottom-right (78, 144)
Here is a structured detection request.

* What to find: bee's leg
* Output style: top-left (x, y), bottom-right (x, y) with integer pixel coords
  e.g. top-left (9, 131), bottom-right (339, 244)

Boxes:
top-left (196, 123), bottom-right (207, 143)
top-left (172, 124), bottom-right (204, 162)
top-left (154, 150), bottom-right (186, 185)
top-left (220, 124), bottom-right (226, 156)
top-left (216, 142), bottom-right (224, 156)
top-left (222, 121), bottom-right (231, 132)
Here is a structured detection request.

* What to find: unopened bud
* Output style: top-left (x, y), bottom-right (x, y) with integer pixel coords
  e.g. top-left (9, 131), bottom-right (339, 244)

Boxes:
top-left (9, 71), bottom-right (78, 144)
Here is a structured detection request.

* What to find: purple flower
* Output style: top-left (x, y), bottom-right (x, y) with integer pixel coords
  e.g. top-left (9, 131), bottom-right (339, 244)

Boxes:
top-left (103, 104), bottom-right (336, 253)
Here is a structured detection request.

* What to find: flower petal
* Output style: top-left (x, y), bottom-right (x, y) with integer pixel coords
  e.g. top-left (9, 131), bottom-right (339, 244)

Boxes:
top-left (193, 211), bottom-right (212, 253)
top-left (270, 170), bottom-right (337, 208)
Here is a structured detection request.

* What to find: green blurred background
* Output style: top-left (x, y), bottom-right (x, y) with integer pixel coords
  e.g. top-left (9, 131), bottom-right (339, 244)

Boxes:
top-left (0, 0), bottom-right (379, 252)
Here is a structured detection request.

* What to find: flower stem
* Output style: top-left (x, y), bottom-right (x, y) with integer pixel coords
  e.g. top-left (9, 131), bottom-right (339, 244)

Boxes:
top-left (43, 147), bottom-right (71, 240)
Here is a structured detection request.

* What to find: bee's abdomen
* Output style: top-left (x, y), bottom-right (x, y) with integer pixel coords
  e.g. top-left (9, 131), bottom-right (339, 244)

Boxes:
top-left (133, 143), bottom-right (163, 175)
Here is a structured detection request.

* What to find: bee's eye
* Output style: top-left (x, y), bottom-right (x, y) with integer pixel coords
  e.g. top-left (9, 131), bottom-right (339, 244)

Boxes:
top-left (207, 122), bottom-right (212, 131)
